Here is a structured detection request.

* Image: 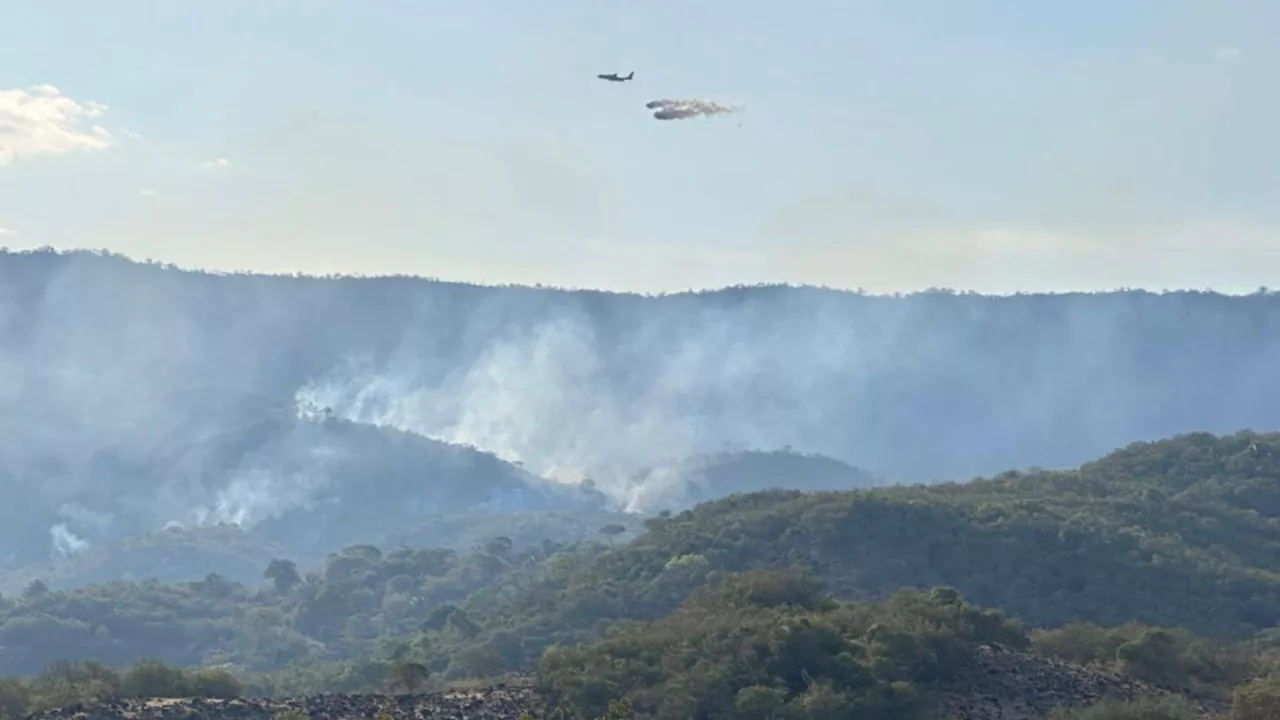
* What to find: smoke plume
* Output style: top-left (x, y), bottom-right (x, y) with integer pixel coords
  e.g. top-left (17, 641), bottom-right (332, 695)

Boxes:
top-left (645, 98), bottom-right (742, 121)
top-left (294, 313), bottom-right (710, 512)
top-left (6, 250), bottom-right (1280, 568)
top-left (49, 523), bottom-right (90, 558)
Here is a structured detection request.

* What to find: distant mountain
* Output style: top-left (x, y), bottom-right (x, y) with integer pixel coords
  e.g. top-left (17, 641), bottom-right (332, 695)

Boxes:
top-left (5, 248), bottom-right (1280, 570)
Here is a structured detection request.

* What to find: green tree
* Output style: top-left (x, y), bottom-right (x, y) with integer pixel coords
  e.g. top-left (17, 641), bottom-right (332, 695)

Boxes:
top-left (598, 698), bottom-right (634, 720)
top-left (734, 685), bottom-right (787, 720)
top-left (121, 659), bottom-right (188, 698)
top-left (387, 660), bottom-right (430, 693)
top-left (1116, 630), bottom-right (1184, 688)
top-left (21, 580), bottom-right (48, 600)
top-left (484, 536), bottom-right (514, 558)
top-left (598, 524), bottom-right (627, 546)
top-left (0, 677), bottom-right (31, 719)
top-left (264, 559), bottom-right (302, 594)
top-left (1232, 678), bottom-right (1280, 720)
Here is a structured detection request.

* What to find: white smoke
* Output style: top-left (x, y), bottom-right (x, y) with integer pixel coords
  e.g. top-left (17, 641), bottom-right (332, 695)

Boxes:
top-left (645, 98), bottom-right (743, 121)
top-left (45, 504), bottom-right (108, 560)
top-left (49, 523), bottom-right (90, 558)
top-left (295, 315), bottom-right (706, 511)
top-left (291, 295), bottom-right (880, 513)
top-left (189, 440), bottom-right (347, 527)
top-left (196, 469), bottom-right (309, 527)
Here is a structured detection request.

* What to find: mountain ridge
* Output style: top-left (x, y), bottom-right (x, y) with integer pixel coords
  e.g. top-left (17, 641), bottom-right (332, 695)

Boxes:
top-left (7, 248), bottom-right (1280, 493)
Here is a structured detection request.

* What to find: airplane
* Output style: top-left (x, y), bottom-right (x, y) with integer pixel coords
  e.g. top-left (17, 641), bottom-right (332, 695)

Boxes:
top-left (597, 71), bottom-right (635, 82)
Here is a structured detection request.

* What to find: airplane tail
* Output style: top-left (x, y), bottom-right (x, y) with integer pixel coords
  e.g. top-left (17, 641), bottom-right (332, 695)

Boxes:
top-left (625, 71), bottom-right (635, 80)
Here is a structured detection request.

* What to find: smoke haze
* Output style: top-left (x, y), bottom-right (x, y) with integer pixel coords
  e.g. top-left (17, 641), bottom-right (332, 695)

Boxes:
top-left (3, 249), bottom-right (1280, 573)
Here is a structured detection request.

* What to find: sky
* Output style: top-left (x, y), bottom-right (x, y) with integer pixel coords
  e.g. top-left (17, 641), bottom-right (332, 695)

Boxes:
top-left (0, 0), bottom-right (1276, 294)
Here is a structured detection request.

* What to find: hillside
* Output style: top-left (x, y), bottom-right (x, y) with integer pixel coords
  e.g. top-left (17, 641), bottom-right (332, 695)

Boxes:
top-left (0, 524), bottom-right (290, 595)
top-left (931, 644), bottom-right (1225, 720)
top-left (4, 431), bottom-right (1280, 687)
top-left (425, 430), bottom-right (1280, 675)
top-left (0, 410), bottom-right (609, 577)
top-left (6, 247), bottom-right (1280, 597)
top-left (0, 446), bottom-right (868, 595)
top-left (5, 248), bottom-right (1280, 525)
top-left (9, 432), bottom-right (1280, 716)
top-left (534, 572), bottom-right (1228, 720)
top-left (4, 581), bottom-right (1238, 720)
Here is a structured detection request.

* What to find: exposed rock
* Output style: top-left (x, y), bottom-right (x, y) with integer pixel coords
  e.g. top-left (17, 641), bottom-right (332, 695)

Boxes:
top-left (932, 644), bottom-right (1228, 720)
top-left (24, 684), bottom-right (547, 720)
top-left (26, 647), bottom-right (1231, 720)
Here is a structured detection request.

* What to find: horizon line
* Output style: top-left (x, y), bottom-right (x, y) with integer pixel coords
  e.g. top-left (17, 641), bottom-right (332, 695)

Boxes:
top-left (3, 245), bottom-right (1276, 300)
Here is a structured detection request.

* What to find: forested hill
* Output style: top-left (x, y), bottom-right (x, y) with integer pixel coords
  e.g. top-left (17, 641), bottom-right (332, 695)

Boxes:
top-left (5, 249), bottom-right (1280, 602)
top-left (447, 430), bottom-right (1280, 671)
top-left (6, 430), bottom-right (1280, 684)
top-left (4, 248), bottom-right (1280, 495)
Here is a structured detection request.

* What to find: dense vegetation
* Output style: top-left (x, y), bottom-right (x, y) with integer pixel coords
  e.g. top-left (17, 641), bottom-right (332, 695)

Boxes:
top-left (0, 431), bottom-right (1279, 720)
top-left (0, 506), bottom-right (638, 596)
top-left (0, 541), bottom-right (589, 677)
top-left (536, 570), bottom-right (1027, 720)
top-left (4, 433), bottom-right (1280, 671)
top-left (9, 577), bottom-right (1280, 720)
top-left (399, 429), bottom-right (1280, 680)
top-left (0, 660), bottom-right (245, 719)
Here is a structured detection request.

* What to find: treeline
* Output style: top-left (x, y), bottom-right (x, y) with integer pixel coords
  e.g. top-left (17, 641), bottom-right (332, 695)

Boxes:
top-left (536, 570), bottom-right (1027, 720)
top-left (0, 538), bottom-right (585, 676)
top-left (11, 576), bottom-right (1280, 720)
top-left (534, 583), bottom-right (1280, 720)
top-left (0, 659), bottom-right (242, 719)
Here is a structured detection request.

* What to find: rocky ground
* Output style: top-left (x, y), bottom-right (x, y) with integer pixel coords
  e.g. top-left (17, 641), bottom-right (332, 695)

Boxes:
top-left (27, 645), bottom-right (1229, 720)
top-left (933, 644), bottom-right (1227, 720)
top-left (24, 684), bottom-right (547, 719)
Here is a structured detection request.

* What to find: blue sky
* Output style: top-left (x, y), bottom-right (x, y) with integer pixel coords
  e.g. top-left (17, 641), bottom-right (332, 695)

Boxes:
top-left (0, 0), bottom-right (1275, 293)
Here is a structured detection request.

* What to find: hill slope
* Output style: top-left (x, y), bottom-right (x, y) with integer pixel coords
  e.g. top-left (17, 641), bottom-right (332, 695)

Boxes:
top-left (11, 584), bottom-right (1229, 720)
top-left (0, 443), bottom-right (871, 594)
top-left (0, 410), bottom-right (608, 574)
top-left (5, 431), bottom-right (1280, 680)
top-left (444, 430), bottom-right (1280, 673)
top-left (533, 571), bottom-right (1224, 720)
top-left (6, 430), bottom-right (1280, 716)
top-left (5, 248), bottom-right (1280, 521)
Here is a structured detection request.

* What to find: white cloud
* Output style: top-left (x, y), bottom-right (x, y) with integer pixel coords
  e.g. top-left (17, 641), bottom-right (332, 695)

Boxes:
top-left (138, 189), bottom-right (158, 197)
top-left (0, 84), bottom-right (114, 166)
top-left (1215, 47), bottom-right (1242, 60)
top-left (0, 227), bottom-right (16, 237)
top-left (200, 157), bottom-right (233, 169)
